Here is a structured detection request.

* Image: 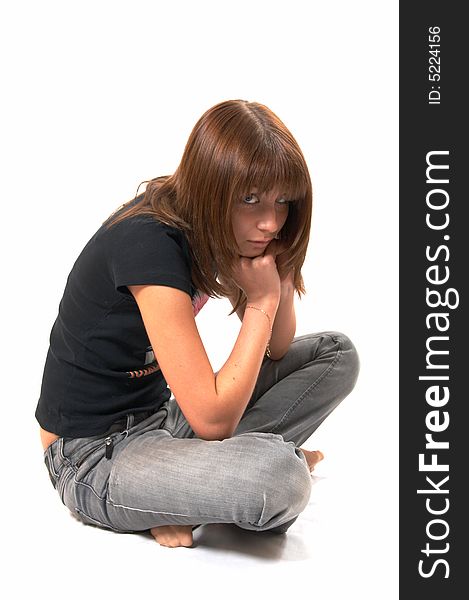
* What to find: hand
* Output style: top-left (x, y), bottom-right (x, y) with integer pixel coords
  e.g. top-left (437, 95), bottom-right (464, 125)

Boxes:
top-left (264, 239), bottom-right (294, 284)
top-left (231, 251), bottom-right (281, 304)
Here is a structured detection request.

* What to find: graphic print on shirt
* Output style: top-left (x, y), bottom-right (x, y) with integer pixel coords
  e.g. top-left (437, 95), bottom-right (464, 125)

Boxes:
top-left (126, 290), bottom-right (209, 379)
top-left (126, 345), bottom-right (160, 379)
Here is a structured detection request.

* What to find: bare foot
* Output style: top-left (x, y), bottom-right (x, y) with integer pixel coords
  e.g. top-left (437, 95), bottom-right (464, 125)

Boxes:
top-left (150, 524), bottom-right (194, 548)
top-left (300, 448), bottom-right (324, 472)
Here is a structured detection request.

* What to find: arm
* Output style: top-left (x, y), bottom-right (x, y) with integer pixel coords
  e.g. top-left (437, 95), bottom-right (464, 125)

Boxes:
top-left (268, 272), bottom-right (296, 359)
top-left (129, 283), bottom-right (279, 441)
top-left (226, 270), bottom-right (296, 361)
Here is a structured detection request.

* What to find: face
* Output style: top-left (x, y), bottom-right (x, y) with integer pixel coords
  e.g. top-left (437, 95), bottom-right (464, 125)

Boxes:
top-left (231, 188), bottom-right (292, 257)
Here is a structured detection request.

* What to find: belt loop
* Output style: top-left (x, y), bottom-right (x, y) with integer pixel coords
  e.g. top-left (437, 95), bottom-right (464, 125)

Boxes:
top-left (125, 413), bottom-right (134, 432)
top-left (58, 437), bottom-right (65, 460)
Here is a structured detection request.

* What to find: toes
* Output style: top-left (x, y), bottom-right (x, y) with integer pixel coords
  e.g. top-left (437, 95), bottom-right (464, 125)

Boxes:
top-left (300, 448), bottom-right (325, 471)
top-left (150, 525), bottom-right (194, 548)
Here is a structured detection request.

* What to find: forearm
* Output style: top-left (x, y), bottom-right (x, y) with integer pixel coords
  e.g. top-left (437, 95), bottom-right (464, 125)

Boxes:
top-left (268, 278), bottom-right (296, 360)
top-left (214, 296), bottom-right (279, 436)
top-left (225, 274), bottom-right (296, 362)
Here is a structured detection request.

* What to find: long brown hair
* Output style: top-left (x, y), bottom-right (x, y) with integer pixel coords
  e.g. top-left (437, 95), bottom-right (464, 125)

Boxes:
top-left (105, 99), bottom-right (313, 314)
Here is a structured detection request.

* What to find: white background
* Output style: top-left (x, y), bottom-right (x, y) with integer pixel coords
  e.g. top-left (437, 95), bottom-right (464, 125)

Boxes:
top-left (1, 1), bottom-right (398, 598)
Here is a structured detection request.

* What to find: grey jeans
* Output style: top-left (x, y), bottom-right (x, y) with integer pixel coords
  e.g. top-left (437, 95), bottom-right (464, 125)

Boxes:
top-left (44, 331), bottom-right (359, 535)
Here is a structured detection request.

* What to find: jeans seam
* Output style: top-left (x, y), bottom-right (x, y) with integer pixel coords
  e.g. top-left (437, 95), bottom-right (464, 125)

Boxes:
top-left (75, 507), bottom-right (129, 533)
top-left (45, 448), bottom-right (59, 479)
top-left (57, 467), bottom-right (74, 505)
top-left (256, 491), bottom-right (268, 527)
top-left (105, 497), bottom-right (233, 523)
top-left (75, 477), bottom-right (108, 501)
top-left (271, 337), bottom-right (344, 435)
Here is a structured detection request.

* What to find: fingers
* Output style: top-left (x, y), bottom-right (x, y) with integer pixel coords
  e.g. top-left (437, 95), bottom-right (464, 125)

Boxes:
top-left (264, 239), bottom-right (288, 258)
top-left (263, 239), bottom-right (279, 258)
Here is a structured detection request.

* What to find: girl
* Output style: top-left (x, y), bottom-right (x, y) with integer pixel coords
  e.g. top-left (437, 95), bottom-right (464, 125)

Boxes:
top-left (37, 99), bottom-right (359, 548)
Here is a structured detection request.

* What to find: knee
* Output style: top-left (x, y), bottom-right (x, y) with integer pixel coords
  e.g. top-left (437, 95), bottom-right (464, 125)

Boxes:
top-left (333, 331), bottom-right (360, 381)
top-left (320, 331), bottom-right (360, 395)
top-left (236, 434), bottom-right (312, 528)
top-left (259, 440), bottom-right (312, 527)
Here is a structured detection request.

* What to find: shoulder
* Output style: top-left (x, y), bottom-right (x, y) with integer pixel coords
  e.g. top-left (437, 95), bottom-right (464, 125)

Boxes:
top-left (101, 214), bottom-right (190, 257)
top-left (103, 212), bottom-right (181, 237)
top-left (100, 214), bottom-right (195, 297)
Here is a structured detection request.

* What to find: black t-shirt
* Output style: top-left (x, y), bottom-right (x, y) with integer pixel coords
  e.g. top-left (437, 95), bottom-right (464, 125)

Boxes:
top-left (35, 207), bottom-right (209, 438)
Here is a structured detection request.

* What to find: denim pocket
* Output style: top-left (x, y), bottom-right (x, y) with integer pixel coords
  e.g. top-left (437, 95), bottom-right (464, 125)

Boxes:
top-left (56, 467), bottom-right (75, 506)
top-left (72, 433), bottom-right (127, 505)
top-left (44, 452), bottom-right (58, 489)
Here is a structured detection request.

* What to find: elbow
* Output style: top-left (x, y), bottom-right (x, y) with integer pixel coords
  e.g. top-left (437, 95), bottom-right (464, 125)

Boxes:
top-left (191, 417), bottom-right (236, 441)
top-left (184, 391), bottom-right (238, 441)
top-left (197, 432), bottom-right (234, 442)
top-left (194, 425), bottom-right (235, 442)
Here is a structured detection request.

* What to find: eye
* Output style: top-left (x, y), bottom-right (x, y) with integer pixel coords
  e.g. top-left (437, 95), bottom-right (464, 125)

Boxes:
top-left (276, 197), bottom-right (295, 208)
top-left (242, 193), bottom-right (259, 205)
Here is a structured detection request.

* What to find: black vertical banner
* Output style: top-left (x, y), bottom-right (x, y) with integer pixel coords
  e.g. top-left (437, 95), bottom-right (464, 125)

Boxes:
top-left (400, 2), bottom-right (465, 597)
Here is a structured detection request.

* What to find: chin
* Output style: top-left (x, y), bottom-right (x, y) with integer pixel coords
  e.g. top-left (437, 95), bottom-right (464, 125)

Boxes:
top-left (240, 248), bottom-right (264, 258)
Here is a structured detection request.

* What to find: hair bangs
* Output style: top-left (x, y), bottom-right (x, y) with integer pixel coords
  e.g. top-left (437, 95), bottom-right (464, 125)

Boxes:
top-left (234, 138), bottom-right (309, 203)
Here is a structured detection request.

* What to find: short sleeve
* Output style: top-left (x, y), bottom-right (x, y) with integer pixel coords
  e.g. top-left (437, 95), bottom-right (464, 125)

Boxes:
top-left (107, 216), bottom-right (193, 297)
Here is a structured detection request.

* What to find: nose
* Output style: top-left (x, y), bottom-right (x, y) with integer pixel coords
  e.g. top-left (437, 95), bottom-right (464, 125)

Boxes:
top-left (257, 205), bottom-right (281, 234)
